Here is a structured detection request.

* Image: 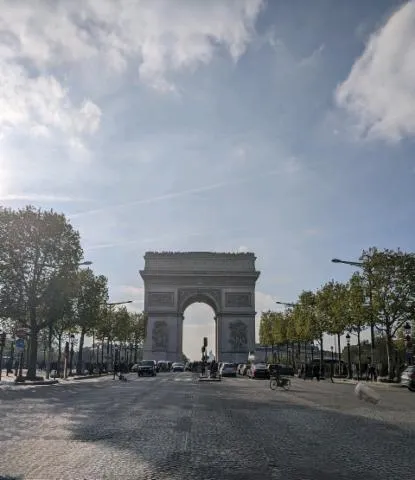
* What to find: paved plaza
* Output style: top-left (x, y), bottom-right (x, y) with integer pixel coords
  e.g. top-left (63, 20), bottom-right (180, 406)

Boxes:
top-left (0, 374), bottom-right (413, 479)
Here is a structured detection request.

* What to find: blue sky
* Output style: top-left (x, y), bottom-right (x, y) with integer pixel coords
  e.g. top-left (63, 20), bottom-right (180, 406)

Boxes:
top-left (1, 0), bottom-right (414, 360)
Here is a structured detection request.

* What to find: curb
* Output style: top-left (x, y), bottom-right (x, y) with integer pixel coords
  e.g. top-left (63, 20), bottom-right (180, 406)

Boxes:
top-left (334, 379), bottom-right (402, 389)
top-left (13, 380), bottom-right (59, 386)
top-left (70, 373), bottom-right (111, 381)
top-left (198, 377), bottom-right (221, 382)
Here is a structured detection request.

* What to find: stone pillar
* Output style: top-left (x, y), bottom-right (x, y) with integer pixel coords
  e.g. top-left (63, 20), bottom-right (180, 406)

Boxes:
top-left (218, 313), bottom-right (255, 364)
top-left (143, 313), bottom-right (183, 362)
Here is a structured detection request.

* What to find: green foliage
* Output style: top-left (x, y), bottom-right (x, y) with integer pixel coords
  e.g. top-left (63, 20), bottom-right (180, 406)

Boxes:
top-left (316, 281), bottom-right (349, 336)
top-left (0, 206), bottom-right (83, 379)
top-left (74, 269), bottom-right (108, 334)
top-left (346, 273), bottom-right (370, 334)
top-left (259, 311), bottom-right (273, 345)
top-left (361, 247), bottom-right (415, 337)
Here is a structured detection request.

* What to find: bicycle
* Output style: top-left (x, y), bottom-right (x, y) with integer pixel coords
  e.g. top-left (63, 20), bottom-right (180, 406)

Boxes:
top-left (269, 374), bottom-right (291, 391)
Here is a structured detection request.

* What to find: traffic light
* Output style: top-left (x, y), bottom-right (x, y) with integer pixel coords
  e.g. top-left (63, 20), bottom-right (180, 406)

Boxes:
top-left (203, 337), bottom-right (208, 348)
top-left (201, 346), bottom-right (206, 353)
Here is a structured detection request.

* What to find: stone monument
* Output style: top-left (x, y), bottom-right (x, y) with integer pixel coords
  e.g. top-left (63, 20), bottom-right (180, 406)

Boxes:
top-left (139, 251), bottom-right (260, 363)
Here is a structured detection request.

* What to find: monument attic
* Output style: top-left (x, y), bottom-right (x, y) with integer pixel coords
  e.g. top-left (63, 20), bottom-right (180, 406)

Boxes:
top-left (139, 251), bottom-right (260, 363)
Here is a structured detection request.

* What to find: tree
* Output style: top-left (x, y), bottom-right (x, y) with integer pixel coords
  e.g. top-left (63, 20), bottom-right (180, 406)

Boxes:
top-left (41, 272), bottom-right (78, 378)
top-left (300, 290), bottom-right (329, 374)
top-left (362, 247), bottom-right (415, 378)
top-left (112, 306), bottom-right (133, 362)
top-left (74, 269), bottom-right (108, 374)
top-left (129, 312), bottom-right (147, 363)
top-left (259, 311), bottom-right (273, 361)
top-left (271, 312), bottom-right (288, 362)
top-left (0, 206), bottom-right (82, 379)
top-left (346, 273), bottom-right (370, 377)
top-left (317, 280), bottom-right (349, 374)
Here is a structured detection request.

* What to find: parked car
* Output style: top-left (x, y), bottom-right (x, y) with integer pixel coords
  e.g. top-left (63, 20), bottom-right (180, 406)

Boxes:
top-left (401, 365), bottom-right (415, 391)
top-left (249, 362), bottom-right (269, 379)
top-left (172, 362), bottom-right (185, 372)
top-left (131, 363), bottom-right (139, 372)
top-left (220, 363), bottom-right (237, 377)
top-left (157, 361), bottom-right (170, 372)
top-left (137, 360), bottom-right (157, 377)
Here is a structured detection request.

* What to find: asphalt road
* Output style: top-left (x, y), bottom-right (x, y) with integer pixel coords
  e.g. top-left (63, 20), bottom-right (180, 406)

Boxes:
top-left (0, 373), bottom-right (413, 480)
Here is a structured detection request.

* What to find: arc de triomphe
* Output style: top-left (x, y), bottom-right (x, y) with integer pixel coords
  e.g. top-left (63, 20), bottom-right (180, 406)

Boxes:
top-left (139, 252), bottom-right (260, 363)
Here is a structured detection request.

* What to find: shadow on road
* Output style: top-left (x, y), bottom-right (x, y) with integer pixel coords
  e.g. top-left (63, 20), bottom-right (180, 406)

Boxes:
top-left (1, 377), bottom-right (412, 479)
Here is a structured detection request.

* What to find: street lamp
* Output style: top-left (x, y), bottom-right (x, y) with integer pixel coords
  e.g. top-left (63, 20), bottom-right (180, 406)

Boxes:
top-left (275, 301), bottom-right (296, 308)
top-left (69, 334), bottom-right (75, 376)
top-left (331, 257), bottom-right (376, 364)
top-left (346, 333), bottom-right (352, 379)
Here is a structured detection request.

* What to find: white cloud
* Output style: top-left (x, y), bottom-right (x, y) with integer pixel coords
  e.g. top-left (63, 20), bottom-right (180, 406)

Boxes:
top-left (0, 0), bottom-right (263, 152)
top-left (335, 1), bottom-right (415, 143)
top-left (0, 61), bottom-right (101, 142)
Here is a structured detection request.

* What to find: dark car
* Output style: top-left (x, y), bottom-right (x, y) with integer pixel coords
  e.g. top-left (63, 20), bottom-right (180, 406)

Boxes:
top-left (401, 365), bottom-right (415, 391)
top-left (172, 362), bottom-right (185, 372)
top-left (137, 360), bottom-right (157, 377)
top-left (249, 362), bottom-right (269, 379)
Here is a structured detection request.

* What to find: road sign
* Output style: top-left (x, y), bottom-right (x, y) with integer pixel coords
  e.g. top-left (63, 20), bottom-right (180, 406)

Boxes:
top-left (15, 338), bottom-right (25, 353)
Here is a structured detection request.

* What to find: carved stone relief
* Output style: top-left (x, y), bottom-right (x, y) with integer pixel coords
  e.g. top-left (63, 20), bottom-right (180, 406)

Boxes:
top-left (148, 292), bottom-right (175, 307)
top-left (178, 288), bottom-right (221, 312)
top-left (228, 320), bottom-right (248, 352)
top-left (152, 320), bottom-right (169, 351)
top-left (225, 292), bottom-right (252, 308)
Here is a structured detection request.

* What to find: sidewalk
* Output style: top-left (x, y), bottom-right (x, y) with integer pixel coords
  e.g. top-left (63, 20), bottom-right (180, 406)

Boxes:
top-left (0, 369), bottom-right (112, 388)
top-left (333, 377), bottom-right (403, 389)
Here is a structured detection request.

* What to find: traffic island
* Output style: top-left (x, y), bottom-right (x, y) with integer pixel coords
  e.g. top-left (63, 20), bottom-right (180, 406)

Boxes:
top-left (198, 376), bottom-right (221, 382)
top-left (14, 378), bottom-right (59, 386)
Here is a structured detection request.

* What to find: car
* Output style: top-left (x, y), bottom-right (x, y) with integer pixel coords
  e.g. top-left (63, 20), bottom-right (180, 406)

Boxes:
top-left (248, 362), bottom-right (268, 379)
top-left (172, 362), bottom-right (185, 372)
top-left (157, 361), bottom-right (170, 372)
top-left (137, 360), bottom-right (157, 376)
top-left (401, 365), bottom-right (415, 391)
top-left (219, 363), bottom-right (237, 377)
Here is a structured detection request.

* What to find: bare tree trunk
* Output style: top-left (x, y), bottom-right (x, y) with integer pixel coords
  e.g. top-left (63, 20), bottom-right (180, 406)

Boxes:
top-left (319, 334), bottom-right (324, 377)
top-left (357, 329), bottom-right (362, 380)
top-left (57, 333), bottom-right (62, 376)
top-left (27, 327), bottom-right (38, 380)
top-left (76, 329), bottom-right (86, 375)
top-left (386, 332), bottom-right (394, 380)
top-left (45, 325), bottom-right (53, 379)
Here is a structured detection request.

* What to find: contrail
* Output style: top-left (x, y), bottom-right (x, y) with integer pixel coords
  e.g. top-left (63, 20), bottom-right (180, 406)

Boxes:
top-left (69, 168), bottom-right (281, 219)
top-left (0, 193), bottom-right (89, 202)
top-left (84, 226), bottom-right (250, 251)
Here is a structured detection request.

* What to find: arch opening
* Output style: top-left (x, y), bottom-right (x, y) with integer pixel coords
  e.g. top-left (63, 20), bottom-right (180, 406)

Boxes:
top-left (182, 302), bottom-right (216, 362)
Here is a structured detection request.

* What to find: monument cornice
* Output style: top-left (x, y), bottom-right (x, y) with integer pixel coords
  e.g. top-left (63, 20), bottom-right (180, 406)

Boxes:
top-left (140, 271), bottom-right (260, 280)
